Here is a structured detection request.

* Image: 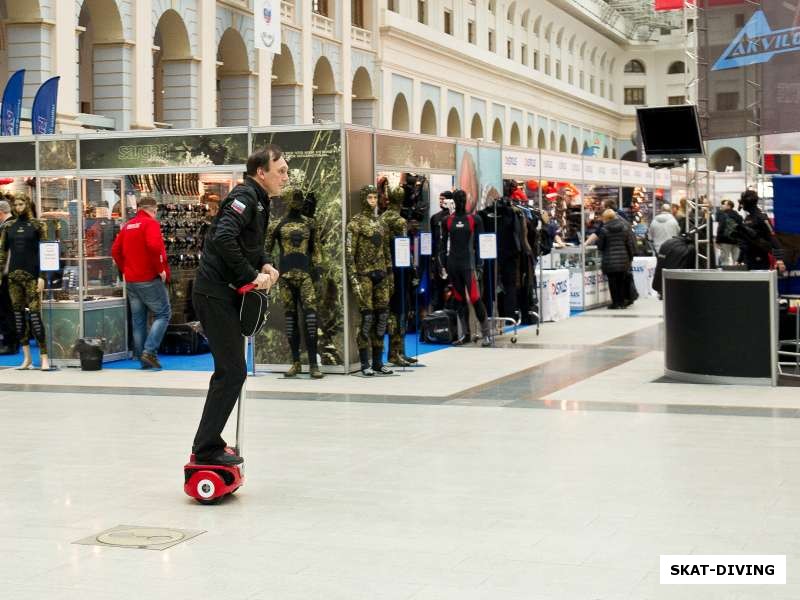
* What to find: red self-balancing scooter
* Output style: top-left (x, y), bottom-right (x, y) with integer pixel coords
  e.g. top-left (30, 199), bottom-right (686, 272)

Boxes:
top-left (184, 283), bottom-right (265, 504)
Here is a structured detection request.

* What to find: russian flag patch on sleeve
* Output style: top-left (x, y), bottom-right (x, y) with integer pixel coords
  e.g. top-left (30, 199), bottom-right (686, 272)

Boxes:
top-left (231, 199), bottom-right (247, 214)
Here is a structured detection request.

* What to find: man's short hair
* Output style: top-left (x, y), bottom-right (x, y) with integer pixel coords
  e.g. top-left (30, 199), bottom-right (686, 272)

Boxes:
top-left (661, 203), bottom-right (671, 212)
top-left (138, 196), bottom-right (157, 208)
top-left (247, 144), bottom-right (283, 176)
top-left (439, 190), bottom-right (453, 200)
top-left (721, 198), bottom-right (734, 209)
top-left (603, 199), bottom-right (618, 211)
top-left (0, 200), bottom-right (9, 214)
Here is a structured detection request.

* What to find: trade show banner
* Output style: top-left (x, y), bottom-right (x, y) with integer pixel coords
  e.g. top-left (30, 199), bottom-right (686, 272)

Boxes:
top-left (252, 128), bottom-right (344, 368)
top-left (0, 69), bottom-right (24, 136)
top-left (254, 0), bottom-right (281, 53)
top-left (700, 0), bottom-right (800, 138)
top-left (31, 76), bottom-right (60, 135)
top-left (39, 139), bottom-right (78, 171)
top-left (375, 134), bottom-right (456, 171)
top-left (80, 133), bottom-right (249, 170)
top-left (456, 144), bottom-right (502, 213)
top-left (501, 149), bottom-right (539, 178)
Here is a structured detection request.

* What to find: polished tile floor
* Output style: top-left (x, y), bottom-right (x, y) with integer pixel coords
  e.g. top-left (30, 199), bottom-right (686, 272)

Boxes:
top-left (2, 300), bottom-right (799, 599)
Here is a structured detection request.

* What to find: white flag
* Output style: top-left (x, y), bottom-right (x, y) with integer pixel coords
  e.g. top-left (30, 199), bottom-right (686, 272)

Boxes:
top-left (254, 0), bottom-right (281, 53)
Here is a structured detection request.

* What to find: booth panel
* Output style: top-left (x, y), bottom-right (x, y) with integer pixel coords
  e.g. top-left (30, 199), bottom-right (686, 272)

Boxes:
top-left (252, 129), bottom-right (346, 371)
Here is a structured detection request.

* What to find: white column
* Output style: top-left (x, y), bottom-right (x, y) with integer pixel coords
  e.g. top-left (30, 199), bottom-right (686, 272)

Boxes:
top-left (6, 21), bottom-right (52, 106)
top-left (411, 78), bottom-right (421, 133)
top-left (93, 42), bottom-right (134, 130)
top-left (301, 0), bottom-right (313, 123)
top-left (256, 49), bottom-right (271, 126)
top-left (53, 0), bottom-right (78, 123)
top-left (381, 67), bottom-right (391, 128)
top-left (161, 59), bottom-right (200, 129)
top-left (197, 0), bottom-right (216, 127)
top-left (439, 86), bottom-right (448, 136)
top-left (341, 0), bottom-right (352, 123)
top-left (132, 0), bottom-right (153, 129)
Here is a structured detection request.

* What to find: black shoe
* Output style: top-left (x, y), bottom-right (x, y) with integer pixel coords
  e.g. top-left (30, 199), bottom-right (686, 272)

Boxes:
top-left (359, 348), bottom-right (374, 376)
top-left (196, 450), bottom-right (244, 466)
top-left (607, 304), bottom-right (621, 310)
top-left (401, 354), bottom-right (418, 364)
top-left (140, 352), bottom-right (162, 369)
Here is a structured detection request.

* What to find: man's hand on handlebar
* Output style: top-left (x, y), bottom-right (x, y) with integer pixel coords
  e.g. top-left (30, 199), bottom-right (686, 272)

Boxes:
top-left (252, 272), bottom-right (273, 290)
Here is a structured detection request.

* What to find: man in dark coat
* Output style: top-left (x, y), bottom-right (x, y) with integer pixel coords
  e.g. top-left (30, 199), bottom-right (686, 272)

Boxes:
top-left (596, 209), bottom-right (635, 309)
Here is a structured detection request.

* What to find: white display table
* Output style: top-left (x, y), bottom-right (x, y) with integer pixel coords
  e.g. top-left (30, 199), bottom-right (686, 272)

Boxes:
top-left (632, 256), bottom-right (658, 298)
top-left (539, 269), bottom-right (571, 322)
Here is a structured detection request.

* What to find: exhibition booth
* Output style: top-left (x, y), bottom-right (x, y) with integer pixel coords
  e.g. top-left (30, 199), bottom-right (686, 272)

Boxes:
top-left (501, 148), bottom-right (671, 312)
top-left (0, 125), bottom-right (673, 372)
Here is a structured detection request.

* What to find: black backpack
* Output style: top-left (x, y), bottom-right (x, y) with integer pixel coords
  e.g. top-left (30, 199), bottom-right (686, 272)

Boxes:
top-left (653, 235), bottom-right (696, 294)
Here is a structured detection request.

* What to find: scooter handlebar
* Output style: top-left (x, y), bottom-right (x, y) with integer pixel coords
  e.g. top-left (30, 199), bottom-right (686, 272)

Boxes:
top-left (237, 283), bottom-right (257, 294)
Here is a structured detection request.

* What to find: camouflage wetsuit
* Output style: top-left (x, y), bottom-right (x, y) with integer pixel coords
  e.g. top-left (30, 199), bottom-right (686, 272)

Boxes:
top-left (0, 210), bottom-right (48, 355)
top-left (266, 190), bottom-right (322, 371)
top-left (380, 187), bottom-right (412, 365)
top-left (346, 185), bottom-right (393, 373)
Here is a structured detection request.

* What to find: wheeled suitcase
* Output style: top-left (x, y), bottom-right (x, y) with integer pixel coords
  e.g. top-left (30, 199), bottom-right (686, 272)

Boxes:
top-left (421, 309), bottom-right (459, 344)
top-left (653, 235), bottom-right (696, 294)
top-left (160, 322), bottom-right (210, 355)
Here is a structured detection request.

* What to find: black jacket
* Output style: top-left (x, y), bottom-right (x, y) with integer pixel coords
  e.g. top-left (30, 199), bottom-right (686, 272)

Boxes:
top-left (194, 177), bottom-right (272, 299)
top-left (716, 209), bottom-right (742, 244)
top-left (739, 208), bottom-right (784, 270)
top-left (597, 218), bottom-right (634, 274)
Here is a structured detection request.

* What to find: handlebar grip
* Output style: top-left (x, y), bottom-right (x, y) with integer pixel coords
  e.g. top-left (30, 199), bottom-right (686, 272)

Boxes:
top-left (237, 283), bottom-right (257, 294)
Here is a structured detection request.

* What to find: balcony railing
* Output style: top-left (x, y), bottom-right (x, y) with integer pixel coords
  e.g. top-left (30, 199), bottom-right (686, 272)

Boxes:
top-left (281, 1), bottom-right (295, 25)
top-left (351, 25), bottom-right (372, 49)
top-left (312, 12), bottom-right (335, 38)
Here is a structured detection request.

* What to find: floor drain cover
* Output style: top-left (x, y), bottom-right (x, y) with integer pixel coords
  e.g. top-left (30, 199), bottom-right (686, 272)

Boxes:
top-left (73, 525), bottom-right (205, 551)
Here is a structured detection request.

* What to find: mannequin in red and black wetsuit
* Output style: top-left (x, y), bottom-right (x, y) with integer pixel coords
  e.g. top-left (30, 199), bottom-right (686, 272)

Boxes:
top-left (440, 190), bottom-right (491, 347)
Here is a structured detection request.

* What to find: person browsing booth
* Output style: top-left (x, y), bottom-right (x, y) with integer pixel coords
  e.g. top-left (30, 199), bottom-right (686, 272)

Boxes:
top-left (111, 195), bottom-right (171, 370)
top-left (190, 146), bottom-right (284, 467)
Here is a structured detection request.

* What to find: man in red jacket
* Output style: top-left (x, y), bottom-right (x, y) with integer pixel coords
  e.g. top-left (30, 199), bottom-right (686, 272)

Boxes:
top-left (112, 196), bottom-right (171, 369)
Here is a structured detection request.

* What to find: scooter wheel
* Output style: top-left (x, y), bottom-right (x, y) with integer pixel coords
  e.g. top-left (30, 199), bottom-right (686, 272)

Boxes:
top-left (511, 337), bottom-right (517, 344)
top-left (190, 471), bottom-right (224, 504)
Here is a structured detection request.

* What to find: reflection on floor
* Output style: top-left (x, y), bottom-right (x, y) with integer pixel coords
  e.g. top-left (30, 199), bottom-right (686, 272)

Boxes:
top-left (2, 297), bottom-right (799, 600)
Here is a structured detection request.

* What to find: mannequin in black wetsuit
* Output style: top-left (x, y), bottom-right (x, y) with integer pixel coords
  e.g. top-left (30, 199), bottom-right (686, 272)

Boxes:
top-left (440, 190), bottom-right (491, 347)
top-left (430, 190), bottom-right (452, 312)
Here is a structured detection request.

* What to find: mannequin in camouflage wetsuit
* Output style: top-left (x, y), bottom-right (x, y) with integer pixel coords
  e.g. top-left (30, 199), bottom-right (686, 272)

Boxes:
top-left (380, 187), bottom-right (417, 367)
top-left (346, 185), bottom-right (393, 376)
top-left (266, 189), bottom-right (324, 379)
top-left (0, 195), bottom-right (50, 370)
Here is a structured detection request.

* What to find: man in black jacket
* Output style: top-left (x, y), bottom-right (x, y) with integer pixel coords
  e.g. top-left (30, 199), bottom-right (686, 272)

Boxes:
top-left (191, 146), bottom-right (285, 465)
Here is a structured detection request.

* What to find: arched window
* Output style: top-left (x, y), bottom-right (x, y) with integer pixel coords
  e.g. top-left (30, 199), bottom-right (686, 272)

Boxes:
top-left (668, 61), bottom-right (686, 74)
top-left (447, 108), bottom-right (461, 137)
top-left (488, 0), bottom-right (496, 15)
top-left (624, 59), bottom-right (646, 74)
top-left (391, 94), bottom-right (410, 131)
top-left (351, 67), bottom-right (374, 127)
top-left (507, 1), bottom-right (515, 23)
top-left (521, 9), bottom-right (529, 30)
top-left (420, 101), bottom-right (437, 135)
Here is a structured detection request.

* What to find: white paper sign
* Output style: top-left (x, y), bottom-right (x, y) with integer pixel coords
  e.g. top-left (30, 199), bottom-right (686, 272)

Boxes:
top-left (394, 237), bottom-right (411, 267)
top-left (478, 233), bottom-right (497, 260)
top-left (39, 242), bottom-right (60, 272)
top-left (254, 0), bottom-right (281, 53)
top-left (419, 232), bottom-right (432, 256)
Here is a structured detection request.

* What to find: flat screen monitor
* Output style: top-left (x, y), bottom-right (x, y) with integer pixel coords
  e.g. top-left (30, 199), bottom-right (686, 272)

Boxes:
top-left (636, 105), bottom-right (705, 159)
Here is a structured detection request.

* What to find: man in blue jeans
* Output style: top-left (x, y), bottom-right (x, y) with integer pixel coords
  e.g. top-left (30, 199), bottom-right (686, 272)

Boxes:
top-left (112, 196), bottom-right (171, 369)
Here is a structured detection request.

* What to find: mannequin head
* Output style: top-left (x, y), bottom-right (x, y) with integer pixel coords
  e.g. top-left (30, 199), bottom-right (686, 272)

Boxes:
top-left (287, 189), bottom-right (305, 214)
top-left (359, 185), bottom-right (378, 213)
top-left (387, 187), bottom-right (404, 211)
top-left (453, 189), bottom-right (467, 215)
top-left (11, 195), bottom-right (33, 220)
top-left (0, 199), bottom-right (9, 223)
top-left (439, 190), bottom-right (453, 209)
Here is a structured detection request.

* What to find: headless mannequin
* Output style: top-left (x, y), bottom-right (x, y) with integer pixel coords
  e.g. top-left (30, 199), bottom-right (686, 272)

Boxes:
top-left (0, 196), bottom-right (49, 370)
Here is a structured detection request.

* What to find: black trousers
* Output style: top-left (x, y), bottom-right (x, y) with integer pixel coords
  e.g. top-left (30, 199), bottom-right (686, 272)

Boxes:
top-left (606, 272), bottom-right (628, 307)
top-left (192, 291), bottom-right (246, 459)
